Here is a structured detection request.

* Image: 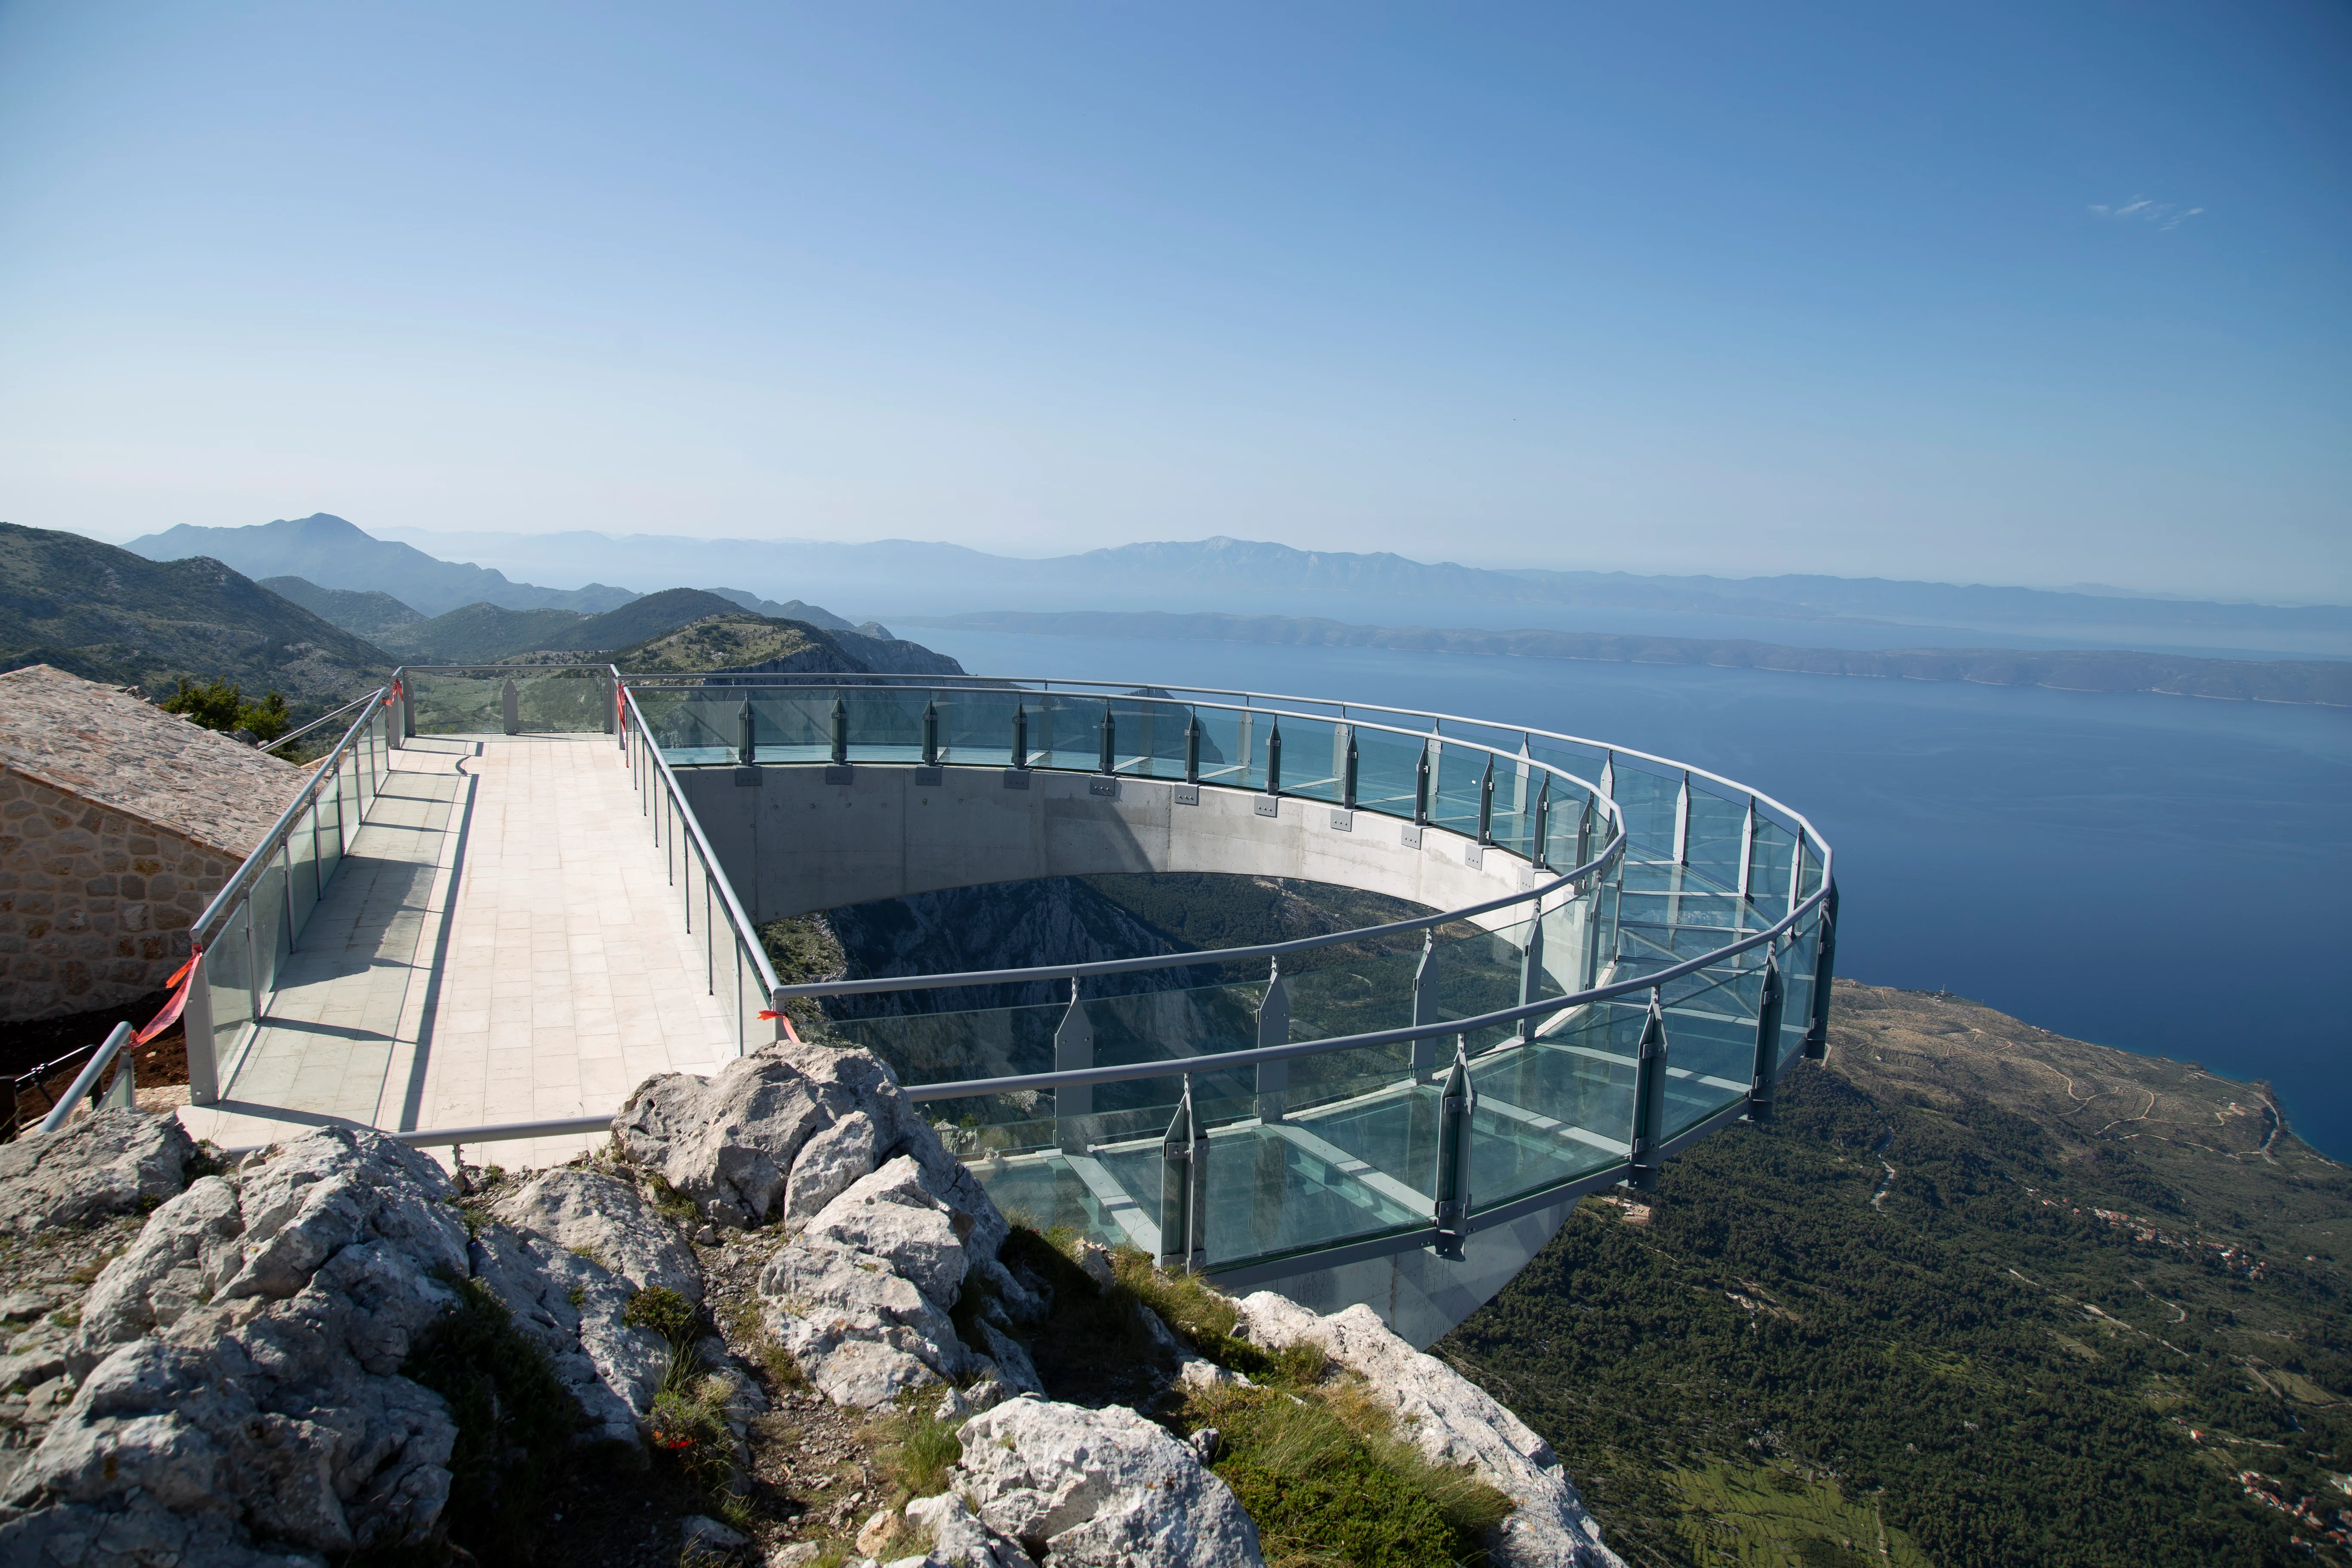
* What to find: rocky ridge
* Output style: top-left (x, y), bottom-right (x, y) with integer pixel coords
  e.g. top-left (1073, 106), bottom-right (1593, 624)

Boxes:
top-left (1, 1039), bottom-right (1619, 1567)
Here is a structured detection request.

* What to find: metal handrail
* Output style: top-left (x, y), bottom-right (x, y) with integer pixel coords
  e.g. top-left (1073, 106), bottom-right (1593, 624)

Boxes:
top-left (189, 686), bottom-right (392, 945)
top-left (901, 882), bottom-right (1825, 1102)
top-left (620, 686), bottom-right (787, 1007)
top-left (257, 691), bottom-right (377, 754)
top-left (38, 1022), bottom-right (135, 1133)
top-left (618, 669), bottom-right (1826, 846)
top-left (772, 838), bottom-right (1622, 1000)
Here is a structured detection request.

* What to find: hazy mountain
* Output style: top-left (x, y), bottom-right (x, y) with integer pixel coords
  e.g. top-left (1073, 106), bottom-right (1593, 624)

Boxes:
top-left (126, 513), bottom-right (638, 617)
top-left (0, 524), bottom-right (388, 705)
top-left (368, 525), bottom-right (2352, 659)
top-left (702, 586), bottom-right (858, 632)
top-left (376, 603), bottom-right (591, 664)
top-left (257, 576), bottom-right (427, 643)
top-left (905, 609), bottom-right (2352, 707)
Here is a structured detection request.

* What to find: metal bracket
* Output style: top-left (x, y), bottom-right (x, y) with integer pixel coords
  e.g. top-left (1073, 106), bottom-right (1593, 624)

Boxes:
top-left (1054, 984), bottom-right (1095, 1153)
top-left (1400, 825), bottom-right (1422, 849)
top-left (732, 767), bottom-right (763, 787)
top-left (1255, 962), bottom-right (1290, 1123)
top-left (1089, 778), bottom-right (1120, 799)
top-left (1159, 1077), bottom-right (1209, 1271)
top-left (1623, 988), bottom-right (1669, 1193)
top-left (1001, 769), bottom-right (1031, 790)
top-left (1173, 784), bottom-right (1199, 806)
top-left (823, 766), bottom-right (854, 785)
top-left (1254, 797), bottom-right (1280, 818)
top-left (1328, 809), bottom-right (1352, 831)
top-left (1430, 1040), bottom-right (1476, 1259)
top-left (913, 766), bottom-right (943, 787)
top-left (1463, 844), bottom-right (1483, 870)
top-left (1747, 952), bottom-right (1786, 1122)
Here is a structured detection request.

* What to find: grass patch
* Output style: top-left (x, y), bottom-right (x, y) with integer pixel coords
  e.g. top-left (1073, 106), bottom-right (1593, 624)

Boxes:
top-left (644, 1173), bottom-right (700, 1224)
top-left (401, 1272), bottom-right (586, 1561)
top-left (1666, 1461), bottom-right (1932, 1568)
top-left (873, 1405), bottom-right (965, 1500)
top-left (1180, 1377), bottom-right (1512, 1568)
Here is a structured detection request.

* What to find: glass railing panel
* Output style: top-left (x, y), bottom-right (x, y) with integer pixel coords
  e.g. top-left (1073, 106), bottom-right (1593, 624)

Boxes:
top-left (1196, 1118), bottom-right (1428, 1266)
top-left (1657, 964), bottom-right (1762, 1139)
top-left (822, 998), bottom-right (1068, 1093)
top-left (1467, 1001), bottom-right (1642, 1208)
top-left (1611, 766), bottom-right (1681, 862)
top-left (249, 849), bottom-right (287, 1000)
top-left (285, 802), bottom-right (319, 937)
top-left (512, 668), bottom-right (611, 732)
top-left (1187, 705), bottom-right (1257, 791)
top-left (1098, 694), bottom-right (1191, 778)
top-left (316, 770), bottom-right (344, 885)
top-left (943, 687), bottom-right (1026, 765)
top-left (1778, 913), bottom-right (1820, 1072)
top-left (204, 903), bottom-right (255, 1072)
top-left (1427, 916), bottom-right (1535, 1057)
top-left (1351, 726), bottom-right (1427, 821)
top-left (1273, 716), bottom-right (1343, 804)
top-left (1684, 788), bottom-right (1748, 896)
top-left (1746, 816), bottom-right (1795, 916)
top-left (407, 674), bottom-right (506, 735)
top-left (958, 1144), bottom-right (1135, 1251)
top-left (1798, 835), bottom-right (1825, 902)
top-left (1425, 740), bottom-right (1485, 840)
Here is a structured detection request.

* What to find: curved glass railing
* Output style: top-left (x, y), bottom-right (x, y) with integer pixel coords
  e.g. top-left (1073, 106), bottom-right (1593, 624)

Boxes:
top-left (619, 672), bottom-right (1835, 1277)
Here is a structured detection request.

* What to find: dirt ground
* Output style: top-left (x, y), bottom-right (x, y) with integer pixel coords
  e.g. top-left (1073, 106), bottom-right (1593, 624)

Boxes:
top-left (2, 991), bottom-right (187, 1134)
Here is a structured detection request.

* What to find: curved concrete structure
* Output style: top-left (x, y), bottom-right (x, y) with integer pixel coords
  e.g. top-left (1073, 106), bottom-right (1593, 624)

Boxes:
top-left (648, 675), bottom-right (1836, 1348)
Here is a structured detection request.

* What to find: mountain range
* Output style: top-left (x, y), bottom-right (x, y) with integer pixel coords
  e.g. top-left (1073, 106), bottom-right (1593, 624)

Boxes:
top-left (352, 524), bottom-right (2352, 659)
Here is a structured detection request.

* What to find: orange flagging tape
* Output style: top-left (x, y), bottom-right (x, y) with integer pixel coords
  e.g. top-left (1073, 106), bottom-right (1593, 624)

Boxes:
top-left (757, 1011), bottom-right (804, 1045)
top-left (132, 945), bottom-right (202, 1046)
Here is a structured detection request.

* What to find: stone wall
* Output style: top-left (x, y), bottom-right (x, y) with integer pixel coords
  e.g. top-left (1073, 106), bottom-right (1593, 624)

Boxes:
top-left (0, 765), bottom-right (230, 1022)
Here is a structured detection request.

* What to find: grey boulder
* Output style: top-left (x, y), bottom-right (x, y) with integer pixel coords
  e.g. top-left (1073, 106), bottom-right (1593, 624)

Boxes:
top-left (492, 1165), bottom-right (702, 1303)
top-left (951, 1396), bottom-right (1263, 1567)
top-left (0, 1108), bottom-right (196, 1235)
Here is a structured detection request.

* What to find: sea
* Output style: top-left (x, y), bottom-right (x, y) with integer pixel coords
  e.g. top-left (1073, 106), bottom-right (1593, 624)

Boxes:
top-left (910, 626), bottom-right (2352, 1159)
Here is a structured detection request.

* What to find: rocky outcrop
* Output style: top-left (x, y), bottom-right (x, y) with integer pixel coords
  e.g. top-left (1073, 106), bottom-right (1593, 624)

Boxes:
top-left (615, 1041), bottom-right (1045, 1410)
top-left (0, 1126), bottom-right (693, 1565)
top-left (0, 1109), bottom-right (196, 1235)
top-left (1233, 1292), bottom-right (1626, 1568)
top-left (949, 1395), bottom-right (1263, 1567)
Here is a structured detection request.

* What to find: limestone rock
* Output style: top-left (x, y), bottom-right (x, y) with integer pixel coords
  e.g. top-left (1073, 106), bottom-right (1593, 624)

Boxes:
top-left (952, 1396), bottom-right (1263, 1567)
top-left (903, 1490), bottom-right (1037, 1568)
top-left (492, 1165), bottom-right (702, 1302)
top-left (1233, 1292), bottom-right (1626, 1568)
top-left (467, 1223), bottom-right (655, 1447)
top-left (799, 1157), bottom-right (968, 1307)
top-left (0, 1108), bottom-right (195, 1235)
top-left (682, 1512), bottom-right (752, 1563)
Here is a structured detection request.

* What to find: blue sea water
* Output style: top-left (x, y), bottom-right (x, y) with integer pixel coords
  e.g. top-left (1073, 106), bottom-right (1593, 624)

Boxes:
top-left (912, 627), bottom-right (2352, 1158)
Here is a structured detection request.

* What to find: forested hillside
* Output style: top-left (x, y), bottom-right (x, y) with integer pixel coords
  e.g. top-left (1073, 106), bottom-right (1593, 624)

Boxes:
top-left (1444, 980), bottom-right (2352, 1568)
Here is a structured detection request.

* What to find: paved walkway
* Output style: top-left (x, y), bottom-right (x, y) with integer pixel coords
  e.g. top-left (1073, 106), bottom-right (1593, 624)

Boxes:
top-left (180, 733), bottom-right (738, 1167)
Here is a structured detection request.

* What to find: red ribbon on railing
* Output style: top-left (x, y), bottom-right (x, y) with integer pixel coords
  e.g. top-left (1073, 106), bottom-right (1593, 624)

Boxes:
top-left (132, 944), bottom-right (202, 1047)
top-left (758, 1010), bottom-right (804, 1045)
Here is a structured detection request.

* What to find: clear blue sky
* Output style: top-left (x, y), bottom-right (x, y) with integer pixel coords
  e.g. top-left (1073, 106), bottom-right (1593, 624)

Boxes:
top-left (1, 1), bottom-right (2345, 598)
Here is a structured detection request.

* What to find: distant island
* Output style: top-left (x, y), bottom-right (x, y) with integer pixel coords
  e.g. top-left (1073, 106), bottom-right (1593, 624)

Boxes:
top-left (899, 610), bottom-right (2352, 708)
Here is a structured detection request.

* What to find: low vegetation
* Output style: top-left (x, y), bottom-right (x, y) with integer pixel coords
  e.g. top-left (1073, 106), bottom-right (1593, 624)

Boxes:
top-left (1443, 983), bottom-right (2352, 1568)
top-left (158, 677), bottom-right (292, 742)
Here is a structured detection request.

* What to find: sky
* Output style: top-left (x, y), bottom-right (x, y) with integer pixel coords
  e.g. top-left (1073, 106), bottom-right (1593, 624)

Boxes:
top-left (0, 1), bottom-right (2346, 600)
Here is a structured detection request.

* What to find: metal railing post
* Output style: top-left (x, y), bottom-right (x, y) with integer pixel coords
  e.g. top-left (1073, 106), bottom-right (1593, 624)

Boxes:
top-left (501, 678), bottom-right (520, 736)
top-left (737, 698), bottom-right (756, 767)
top-left (1184, 711), bottom-right (1200, 784)
top-left (1748, 951), bottom-right (1786, 1121)
top-left (1431, 1040), bottom-right (1475, 1259)
top-left (830, 696), bottom-right (848, 765)
top-left (1625, 987), bottom-right (1669, 1193)
top-left (1516, 907), bottom-right (1545, 1046)
top-left (1530, 777), bottom-right (1551, 867)
top-left (1410, 930), bottom-right (1440, 1078)
top-left (1159, 1075), bottom-right (1208, 1272)
top-left (1477, 756), bottom-right (1495, 845)
top-left (1097, 702), bottom-right (1115, 775)
top-left (1011, 703), bottom-right (1028, 768)
top-left (1804, 881), bottom-right (1838, 1059)
top-left (922, 699), bottom-right (940, 767)
top-left (1414, 744), bottom-right (1431, 826)
top-left (1672, 771), bottom-right (1691, 865)
top-left (1255, 959), bottom-right (1289, 1123)
top-left (1053, 980), bottom-right (1094, 1153)
top-left (1341, 727), bottom-right (1359, 810)
top-left (1265, 721), bottom-right (1282, 795)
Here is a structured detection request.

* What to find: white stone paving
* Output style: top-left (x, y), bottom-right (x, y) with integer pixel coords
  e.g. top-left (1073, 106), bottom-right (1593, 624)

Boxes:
top-left (181, 732), bottom-right (744, 1166)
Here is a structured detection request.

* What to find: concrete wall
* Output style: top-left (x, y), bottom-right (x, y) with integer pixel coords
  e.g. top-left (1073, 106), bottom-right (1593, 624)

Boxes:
top-left (0, 766), bottom-right (229, 1021)
top-left (677, 760), bottom-right (1553, 936)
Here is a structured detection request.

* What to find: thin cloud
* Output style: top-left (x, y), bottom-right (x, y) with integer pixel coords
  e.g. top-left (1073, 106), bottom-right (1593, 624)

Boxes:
top-left (2089, 196), bottom-right (2206, 230)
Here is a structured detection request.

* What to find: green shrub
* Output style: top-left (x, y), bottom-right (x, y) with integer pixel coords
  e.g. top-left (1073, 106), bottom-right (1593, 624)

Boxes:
top-left (623, 1285), bottom-right (699, 1348)
top-left (1184, 1378), bottom-right (1511, 1568)
top-left (401, 1273), bottom-right (585, 1559)
top-left (159, 678), bottom-right (291, 743)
